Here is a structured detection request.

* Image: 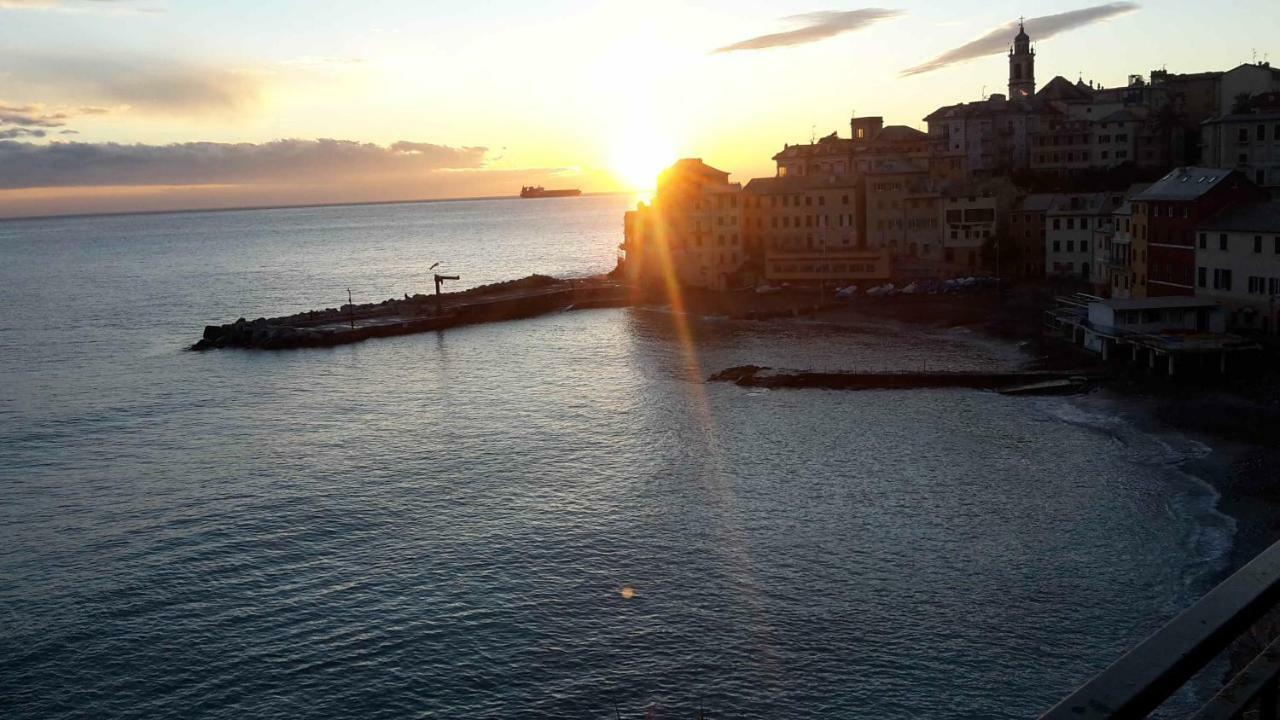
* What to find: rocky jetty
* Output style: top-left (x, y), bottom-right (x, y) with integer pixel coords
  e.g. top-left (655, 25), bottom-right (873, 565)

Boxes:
top-left (708, 365), bottom-right (1102, 392)
top-left (192, 275), bottom-right (628, 351)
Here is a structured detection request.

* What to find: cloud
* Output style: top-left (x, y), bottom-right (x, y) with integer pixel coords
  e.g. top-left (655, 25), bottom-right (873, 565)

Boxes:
top-left (0, 55), bottom-right (259, 114)
top-left (0, 138), bottom-right (490, 189)
top-left (0, 128), bottom-right (47, 139)
top-left (713, 9), bottom-right (903, 53)
top-left (0, 0), bottom-right (163, 13)
top-left (0, 101), bottom-right (116, 136)
top-left (0, 103), bottom-right (70, 127)
top-left (901, 2), bottom-right (1139, 76)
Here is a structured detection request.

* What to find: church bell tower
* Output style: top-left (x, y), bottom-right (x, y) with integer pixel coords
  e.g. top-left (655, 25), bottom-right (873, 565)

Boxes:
top-left (1008, 19), bottom-right (1035, 99)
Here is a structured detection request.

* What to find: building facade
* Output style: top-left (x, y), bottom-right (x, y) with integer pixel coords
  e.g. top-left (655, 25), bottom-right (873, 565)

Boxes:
top-left (1045, 192), bottom-right (1125, 280)
top-left (1104, 201), bottom-right (1136, 298)
top-left (622, 159), bottom-right (746, 291)
top-left (1201, 111), bottom-right (1280, 190)
top-left (1009, 194), bottom-right (1055, 279)
top-left (1195, 200), bottom-right (1280, 332)
top-left (1131, 167), bottom-right (1267, 297)
top-left (741, 175), bottom-right (887, 285)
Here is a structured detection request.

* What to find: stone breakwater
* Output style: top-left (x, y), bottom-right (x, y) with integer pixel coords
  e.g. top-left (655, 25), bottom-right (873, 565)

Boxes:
top-left (192, 275), bottom-right (628, 351)
top-left (709, 365), bottom-right (1104, 392)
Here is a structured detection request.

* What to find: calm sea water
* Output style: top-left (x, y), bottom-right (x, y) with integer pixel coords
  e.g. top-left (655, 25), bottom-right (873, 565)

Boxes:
top-left (0, 195), bottom-right (1236, 718)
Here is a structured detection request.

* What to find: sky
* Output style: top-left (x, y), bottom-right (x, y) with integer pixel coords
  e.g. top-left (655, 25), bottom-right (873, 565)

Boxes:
top-left (0, 0), bottom-right (1276, 217)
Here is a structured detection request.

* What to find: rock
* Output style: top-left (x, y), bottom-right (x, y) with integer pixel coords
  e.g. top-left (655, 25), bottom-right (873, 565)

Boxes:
top-left (202, 325), bottom-right (224, 341)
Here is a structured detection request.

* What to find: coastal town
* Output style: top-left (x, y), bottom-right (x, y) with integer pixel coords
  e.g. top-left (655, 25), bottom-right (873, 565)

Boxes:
top-left (620, 21), bottom-right (1280, 373)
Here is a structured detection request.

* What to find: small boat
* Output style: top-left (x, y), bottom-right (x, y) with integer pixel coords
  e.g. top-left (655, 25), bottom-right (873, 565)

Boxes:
top-left (520, 186), bottom-right (582, 199)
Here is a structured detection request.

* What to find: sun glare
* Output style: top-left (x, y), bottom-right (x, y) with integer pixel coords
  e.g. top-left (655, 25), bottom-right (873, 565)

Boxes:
top-left (610, 134), bottom-right (674, 192)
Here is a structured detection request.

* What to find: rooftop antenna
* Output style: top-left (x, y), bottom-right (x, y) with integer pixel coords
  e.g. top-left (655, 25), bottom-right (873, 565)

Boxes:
top-left (810, 124), bottom-right (816, 143)
top-left (981, 84), bottom-right (987, 99)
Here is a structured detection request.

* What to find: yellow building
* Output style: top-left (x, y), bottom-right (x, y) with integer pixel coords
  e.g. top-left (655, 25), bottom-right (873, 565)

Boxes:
top-left (742, 175), bottom-right (891, 285)
top-left (621, 159), bottom-right (746, 291)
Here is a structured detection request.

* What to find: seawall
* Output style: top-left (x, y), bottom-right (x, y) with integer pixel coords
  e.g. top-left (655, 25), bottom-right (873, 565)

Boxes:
top-left (192, 277), bottom-right (628, 351)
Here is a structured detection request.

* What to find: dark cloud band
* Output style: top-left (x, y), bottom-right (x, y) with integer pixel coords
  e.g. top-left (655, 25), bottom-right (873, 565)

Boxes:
top-left (714, 9), bottom-right (903, 53)
top-left (0, 139), bottom-right (489, 189)
top-left (902, 2), bottom-right (1139, 76)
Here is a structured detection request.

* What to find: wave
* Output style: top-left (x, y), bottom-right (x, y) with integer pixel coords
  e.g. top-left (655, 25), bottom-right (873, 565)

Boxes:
top-left (1041, 394), bottom-right (1236, 598)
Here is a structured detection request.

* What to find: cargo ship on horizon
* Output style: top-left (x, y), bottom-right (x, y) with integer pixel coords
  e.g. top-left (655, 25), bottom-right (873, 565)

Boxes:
top-left (519, 186), bottom-right (582, 199)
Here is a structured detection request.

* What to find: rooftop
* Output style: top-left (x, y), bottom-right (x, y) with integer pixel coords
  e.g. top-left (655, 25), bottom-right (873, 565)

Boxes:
top-left (1036, 75), bottom-right (1095, 103)
top-left (742, 175), bottom-right (861, 194)
top-left (1200, 200), bottom-right (1280, 233)
top-left (1101, 297), bottom-right (1222, 311)
top-left (1098, 109), bottom-right (1144, 123)
top-left (1133, 167), bottom-right (1238, 202)
top-left (1017, 193), bottom-right (1060, 212)
top-left (1203, 111), bottom-right (1280, 124)
top-left (866, 158), bottom-right (929, 175)
top-left (873, 125), bottom-right (929, 144)
top-left (1047, 192), bottom-right (1123, 215)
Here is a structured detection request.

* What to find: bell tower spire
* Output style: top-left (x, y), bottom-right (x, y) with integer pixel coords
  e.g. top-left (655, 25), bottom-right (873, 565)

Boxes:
top-left (1008, 17), bottom-right (1036, 99)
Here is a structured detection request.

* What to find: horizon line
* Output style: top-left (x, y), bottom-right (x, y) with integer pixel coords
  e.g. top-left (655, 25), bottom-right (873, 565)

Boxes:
top-left (0, 190), bottom-right (635, 224)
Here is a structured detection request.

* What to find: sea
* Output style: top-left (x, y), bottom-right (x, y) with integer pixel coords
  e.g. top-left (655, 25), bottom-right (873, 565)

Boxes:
top-left (0, 194), bottom-right (1239, 718)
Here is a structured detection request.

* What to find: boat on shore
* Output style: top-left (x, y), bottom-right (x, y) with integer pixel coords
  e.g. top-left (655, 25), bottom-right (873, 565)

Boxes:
top-left (520, 186), bottom-right (581, 199)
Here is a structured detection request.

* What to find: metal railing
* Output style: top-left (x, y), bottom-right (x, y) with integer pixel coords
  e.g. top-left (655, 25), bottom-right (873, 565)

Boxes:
top-left (1040, 540), bottom-right (1280, 719)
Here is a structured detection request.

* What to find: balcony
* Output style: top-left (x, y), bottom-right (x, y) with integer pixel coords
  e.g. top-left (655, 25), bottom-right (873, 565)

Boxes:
top-left (1040, 539), bottom-right (1280, 719)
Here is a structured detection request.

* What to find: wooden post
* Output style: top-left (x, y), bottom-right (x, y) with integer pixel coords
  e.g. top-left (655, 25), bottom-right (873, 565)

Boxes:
top-left (347, 288), bottom-right (355, 329)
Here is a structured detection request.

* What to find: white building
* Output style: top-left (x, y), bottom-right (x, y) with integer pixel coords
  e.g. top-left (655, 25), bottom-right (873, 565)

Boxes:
top-left (1195, 200), bottom-right (1280, 333)
top-left (1104, 201), bottom-right (1136, 298)
top-left (1201, 111), bottom-right (1280, 189)
top-left (1045, 193), bottom-right (1125, 280)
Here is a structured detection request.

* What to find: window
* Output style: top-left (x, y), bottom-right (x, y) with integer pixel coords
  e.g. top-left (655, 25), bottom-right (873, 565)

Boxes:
top-left (1220, 234), bottom-right (1228, 251)
top-left (1198, 267), bottom-right (1207, 288)
top-left (1256, 236), bottom-right (1264, 253)
top-left (1259, 125), bottom-right (1267, 142)
top-left (1239, 128), bottom-right (1250, 143)
top-left (1053, 218), bottom-right (1061, 230)
top-left (1067, 241), bottom-right (1074, 252)
top-left (1053, 240), bottom-right (1061, 252)
top-left (1067, 219), bottom-right (1075, 230)
top-left (1199, 233), bottom-right (1207, 249)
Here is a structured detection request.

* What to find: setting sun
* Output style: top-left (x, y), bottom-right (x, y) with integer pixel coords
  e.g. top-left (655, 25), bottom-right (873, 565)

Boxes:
top-left (609, 132), bottom-right (675, 192)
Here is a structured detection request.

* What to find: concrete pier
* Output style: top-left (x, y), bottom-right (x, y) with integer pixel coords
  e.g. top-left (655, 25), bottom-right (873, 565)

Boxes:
top-left (192, 276), bottom-right (629, 351)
